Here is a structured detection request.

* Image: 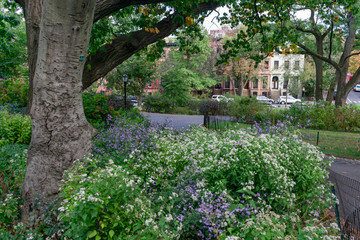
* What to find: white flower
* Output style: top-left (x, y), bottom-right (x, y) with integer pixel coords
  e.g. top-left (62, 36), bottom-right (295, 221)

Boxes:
top-left (165, 214), bottom-right (173, 222)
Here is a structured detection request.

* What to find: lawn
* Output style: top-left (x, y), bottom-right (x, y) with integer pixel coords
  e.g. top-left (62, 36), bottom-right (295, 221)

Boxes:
top-left (301, 129), bottom-right (360, 160)
top-left (207, 121), bottom-right (360, 160)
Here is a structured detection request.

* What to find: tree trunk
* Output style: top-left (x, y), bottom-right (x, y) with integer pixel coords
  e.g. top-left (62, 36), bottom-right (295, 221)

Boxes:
top-left (334, 70), bottom-right (348, 107)
top-left (313, 56), bottom-right (324, 101)
top-left (22, 0), bottom-right (42, 115)
top-left (326, 80), bottom-right (336, 102)
top-left (21, 0), bottom-right (97, 223)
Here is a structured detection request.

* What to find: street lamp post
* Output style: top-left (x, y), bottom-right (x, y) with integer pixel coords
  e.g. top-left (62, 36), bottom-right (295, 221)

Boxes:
top-left (123, 74), bottom-right (128, 109)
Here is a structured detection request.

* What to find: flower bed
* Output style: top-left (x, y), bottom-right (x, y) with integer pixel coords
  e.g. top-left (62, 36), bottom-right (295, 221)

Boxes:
top-left (0, 116), bottom-right (340, 239)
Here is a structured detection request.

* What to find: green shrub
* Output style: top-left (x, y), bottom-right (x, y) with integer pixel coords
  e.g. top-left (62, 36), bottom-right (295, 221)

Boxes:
top-left (334, 104), bottom-right (360, 131)
top-left (227, 96), bottom-right (267, 123)
top-left (285, 101), bottom-right (360, 131)
top-left (83, 92), bottom-right (123, 128)
top-left (143, 93), bottom-right (174, 113)
top-left (0, 110), bottom-right (31, 146)
top-left (0, 144), bottom-right (27, 228)
top-left (59, 158), bottom-right (169, 239)
top-left (0, 78), bottom-right (29, 107)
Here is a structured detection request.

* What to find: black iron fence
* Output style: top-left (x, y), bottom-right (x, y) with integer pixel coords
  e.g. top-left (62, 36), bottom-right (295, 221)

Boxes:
top-left (203, 115), bottom-right (238, 130)
top-left (328, 168), bottom-right (360, 239)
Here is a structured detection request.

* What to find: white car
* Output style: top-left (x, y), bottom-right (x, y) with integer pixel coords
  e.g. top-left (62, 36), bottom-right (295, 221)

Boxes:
top-left (354, 84), bottom-right (360, 92)
top-left (212, 95), bottom-right (233, 102)
top-left (256, 96), bottom-right (275, 105)
top-left (277, 96), bottom-right (301, 104)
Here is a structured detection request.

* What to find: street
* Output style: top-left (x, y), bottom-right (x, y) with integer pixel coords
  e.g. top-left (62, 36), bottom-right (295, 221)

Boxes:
top-left (347, 90), bottom-right (360, 105)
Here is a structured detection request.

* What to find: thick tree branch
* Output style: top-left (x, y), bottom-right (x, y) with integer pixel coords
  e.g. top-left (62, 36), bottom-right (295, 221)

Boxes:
top-left (297, 42), bottom-right (340, 70)
top-left (83, 1), bottom-right (220, 89)
top-left (94, 0), bottom-right (173, 22)
top-left (295, 25), bottom-right (316, 35)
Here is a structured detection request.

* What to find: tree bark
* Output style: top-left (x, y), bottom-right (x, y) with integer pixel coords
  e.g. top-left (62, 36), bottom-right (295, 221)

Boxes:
top-left (21, 0), bottom-right (97, 223)
top-left (22, 0), bottom-right (43, 115)
top-left (313, 37), bottom-right (324, 101)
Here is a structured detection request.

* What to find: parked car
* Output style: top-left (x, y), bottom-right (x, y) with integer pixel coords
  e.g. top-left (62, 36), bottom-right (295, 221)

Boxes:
top-left (354, 84), bottom-right (360, 92)
top-left (212, 95), bottom-right (233, 102)
top-left (256, 96), bottom-right (274, 105)
top-left (277, 96), bottom-right (301, 104)
top-left (128, 95), bottom-right (138, 107)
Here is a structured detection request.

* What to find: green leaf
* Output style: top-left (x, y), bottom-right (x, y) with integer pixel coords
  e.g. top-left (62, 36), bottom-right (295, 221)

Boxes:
top-left (109, 230), bottom-right (115, 238)
top-left (87, 64), bottom-right (92, 70)
top-left (87, 230), bottom-right (98, 238)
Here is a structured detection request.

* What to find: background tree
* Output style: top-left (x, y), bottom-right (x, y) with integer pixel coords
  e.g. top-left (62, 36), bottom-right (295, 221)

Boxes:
top-left (160, 31), bottom-right (218, 105)
top-left (105, 51), bottom-right (158, 99)
top-left (0, 1), bottom-right (27, 79)
top-left (219, 0), bottom-right (360, 106)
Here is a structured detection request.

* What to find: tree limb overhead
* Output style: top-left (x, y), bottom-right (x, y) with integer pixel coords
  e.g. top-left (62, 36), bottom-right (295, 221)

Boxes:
top-left (83, 1), bottom-right (220, 89)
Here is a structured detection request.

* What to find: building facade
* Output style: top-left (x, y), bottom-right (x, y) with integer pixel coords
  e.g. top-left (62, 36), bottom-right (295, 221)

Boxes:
top-left (143, 27), bottom-right (305, 100)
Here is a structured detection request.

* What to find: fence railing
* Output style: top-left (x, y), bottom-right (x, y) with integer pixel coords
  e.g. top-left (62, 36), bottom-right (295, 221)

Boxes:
top-left (328, 168), bottom-right (360, 239)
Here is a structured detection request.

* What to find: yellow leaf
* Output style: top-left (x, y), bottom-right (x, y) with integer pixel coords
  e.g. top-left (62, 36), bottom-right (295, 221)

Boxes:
top-left (185, 16), bottom-right (194, 26)
top-left (145, 27), bottom-right (150, 32)
top-left (154, 27), bottom-right (160, 34)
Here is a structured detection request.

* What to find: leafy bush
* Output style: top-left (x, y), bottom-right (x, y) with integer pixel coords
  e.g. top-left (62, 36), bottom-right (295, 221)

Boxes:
top-left (93, 114), bottom-right (166, 165)
top-left (199, 100), bottom-right (219, 115)
top-left (143, 93), bottom-right (174, 113)
top-left (285, 101), bottom-right (360, 131)
top-left (0, 145), bottom-right (27, 228)
top-left (59, 158), bottom-right (168, 240)
top-left (227, 96), bottom-right (267, 123)
top-left (0, 78), bottom-right (29, 107)
top-left (0, 110), bottom-right (31, 146)
top-left (83, 92), bottom-right (123, 128)
top-left (121, 127), bottom-right (334, 238)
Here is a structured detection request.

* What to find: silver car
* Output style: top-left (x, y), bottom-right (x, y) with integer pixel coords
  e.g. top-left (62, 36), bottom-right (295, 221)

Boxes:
top-left (256, 96), bottom-right (274, 105)
top-left (277, 96), bottom-right (301, 104)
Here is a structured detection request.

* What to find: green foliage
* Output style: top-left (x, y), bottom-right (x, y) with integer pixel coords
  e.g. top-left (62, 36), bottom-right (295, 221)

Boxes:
top-left (0, 145), bottom-right (27, 228)
top-left (105, 51), bottom-right (157, 97)
top-left (227, 96), bottom-right (267, 123)
top-left (0, 2), bottom-right (27, 79)
top-left (160, 31), bottom-right (218, 104)
top-left (286, 102), bottom-right (360, 131)
top-left (0, 110), bottom-right (31, 146)
top-left (0, 78), bottom-right (29, 107)
top-left (142, 93), bottom-right (174, 113)
top-left (83, 92), bottom-right (124, 128)
top-left (59, 158), bottom-right (168, 239)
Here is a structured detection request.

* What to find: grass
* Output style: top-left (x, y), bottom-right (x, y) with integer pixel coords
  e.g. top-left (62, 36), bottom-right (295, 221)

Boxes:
top-left (301, 129), bottom-right (360, 160)
top-left (207, 121), bottom-right (360, 160)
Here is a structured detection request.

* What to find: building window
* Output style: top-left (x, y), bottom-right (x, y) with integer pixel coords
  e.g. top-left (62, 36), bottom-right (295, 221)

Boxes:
top-left (284, 60), bottom-right (290, 69)
top-left (274, 61), bottom-right (279, 70)
top-left (264, 61), bottom-right (269, 70)
top-left (215, 83), bottom-right (221, 89)
top-left (272, 76), bottom-right (279, 89)
top-left (148, 82), bottom-right (152, 88)
top-left (253, 79), bottom-right (258, 89)
top-left (262, 77), bottom-right (268, 89)
top-left (225, 80), bottom-right (230, 88)
top-left (283, 77), bottom-right (289, 89)
top-left (253, 91), bottom-right (258, 96)
top-left (262, 92), bottom-right (267, 97)
top-left (295, 60), bottom-right (300, 69)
